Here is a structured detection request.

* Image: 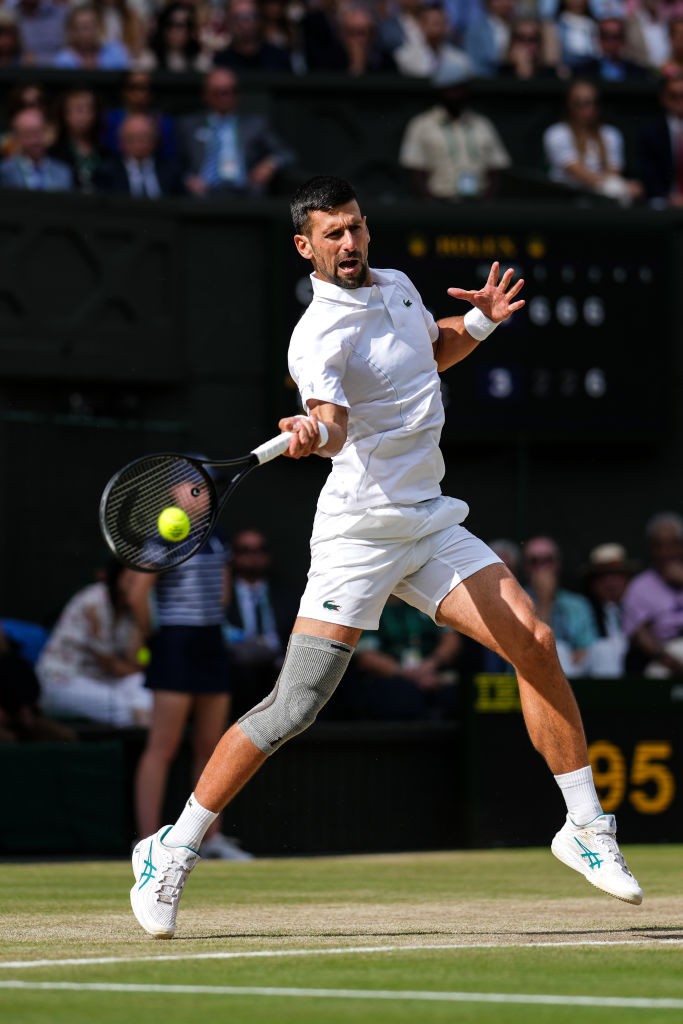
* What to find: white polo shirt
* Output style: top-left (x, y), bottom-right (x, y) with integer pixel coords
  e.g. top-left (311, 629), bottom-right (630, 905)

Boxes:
top-left (288, 267), bottom-right (445, 515)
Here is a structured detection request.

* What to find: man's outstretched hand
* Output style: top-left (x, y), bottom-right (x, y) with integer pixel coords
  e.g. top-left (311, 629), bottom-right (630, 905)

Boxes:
top-left (448, 261), bottom-right (525, 323)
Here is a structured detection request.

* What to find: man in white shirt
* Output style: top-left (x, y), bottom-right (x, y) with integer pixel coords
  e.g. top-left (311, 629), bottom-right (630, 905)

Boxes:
top-left (130, 175), bottom-right (642, 939)
top-left (399, 64), bottom-right (510, 199)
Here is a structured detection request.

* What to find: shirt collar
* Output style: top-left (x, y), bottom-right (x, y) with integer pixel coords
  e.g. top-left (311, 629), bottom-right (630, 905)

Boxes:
top-left (310, 271), bottom-right (380, 307)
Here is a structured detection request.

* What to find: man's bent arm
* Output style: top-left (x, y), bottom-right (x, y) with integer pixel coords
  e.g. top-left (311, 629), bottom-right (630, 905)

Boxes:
top-left (433, 317), bottom-right (482, 372)
top-left (279, 401), bottom-right (348, 458)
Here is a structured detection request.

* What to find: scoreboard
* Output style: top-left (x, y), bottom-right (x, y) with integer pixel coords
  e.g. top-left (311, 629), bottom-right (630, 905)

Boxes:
top-left (284, 210), bottom-right (674, 442)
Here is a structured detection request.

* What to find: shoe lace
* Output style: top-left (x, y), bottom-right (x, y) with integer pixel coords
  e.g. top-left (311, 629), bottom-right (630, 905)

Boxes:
top-left (155, 862), bottom-right (190, 906)
top-left (593, 830), bottom-right (631, 874)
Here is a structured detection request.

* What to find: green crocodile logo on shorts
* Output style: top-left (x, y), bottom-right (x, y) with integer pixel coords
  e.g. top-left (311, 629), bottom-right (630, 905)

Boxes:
top-left (575, 837), bottom-right (603, 870)
top-left (323, 600), bottom-right (341, 611)
top-left (402, 299), bottom-right (412, 307)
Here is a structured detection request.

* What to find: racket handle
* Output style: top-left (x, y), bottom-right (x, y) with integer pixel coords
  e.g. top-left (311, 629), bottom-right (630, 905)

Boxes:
top-left (251, 420), bottom-right (329, 465)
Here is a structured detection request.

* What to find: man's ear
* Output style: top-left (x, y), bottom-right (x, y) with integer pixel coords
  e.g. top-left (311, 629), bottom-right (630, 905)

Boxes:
top-left (294, 234), bottom-right (313, 261)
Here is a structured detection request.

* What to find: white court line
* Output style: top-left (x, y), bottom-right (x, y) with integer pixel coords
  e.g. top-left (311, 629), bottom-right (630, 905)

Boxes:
top-left (1, 938), bottom-right (682, 971)
top-left (1, 981), bottom-right (683, 1009)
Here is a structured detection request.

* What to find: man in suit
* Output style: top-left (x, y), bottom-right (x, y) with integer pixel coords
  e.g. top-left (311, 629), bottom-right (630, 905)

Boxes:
top-left (177, 67), bottom-right (295, 196)
top-left (639, 72), bottom-right (683, 206)
top-left (96, 113), bottom-right (184, 198)
top-left (576, 18), bottom-right (651, 82)
top-left (224, 528), bottom-right (299, 718)
top-left (0, 107), bottom-right (72, 191)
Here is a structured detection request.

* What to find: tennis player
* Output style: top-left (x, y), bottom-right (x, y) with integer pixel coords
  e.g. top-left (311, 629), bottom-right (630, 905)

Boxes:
top-left (130, 175), bottom-right (642, 938)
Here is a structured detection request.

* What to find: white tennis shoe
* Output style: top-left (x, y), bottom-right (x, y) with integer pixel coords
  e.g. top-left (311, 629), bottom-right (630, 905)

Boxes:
top-left (551, 813), bottom-right (643, 905)
top-left (130, 826), bottom-right (199, 938)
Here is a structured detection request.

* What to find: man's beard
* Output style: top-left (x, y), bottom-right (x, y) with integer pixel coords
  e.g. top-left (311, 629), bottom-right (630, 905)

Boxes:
top-left (333, 257), bottom-right (369, 289)
top-left (314, 250), bottom-right (370, 289)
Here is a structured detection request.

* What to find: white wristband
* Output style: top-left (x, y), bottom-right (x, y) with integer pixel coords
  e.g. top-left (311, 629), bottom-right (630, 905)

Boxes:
top-left (464, 307), bottom-right (498, 342)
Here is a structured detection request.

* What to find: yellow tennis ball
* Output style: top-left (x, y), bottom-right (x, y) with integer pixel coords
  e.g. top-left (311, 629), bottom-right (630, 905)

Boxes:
top-left (157, 506), bottom-right (191, 542)
top-left (136, 646), bottom-right (151, 667)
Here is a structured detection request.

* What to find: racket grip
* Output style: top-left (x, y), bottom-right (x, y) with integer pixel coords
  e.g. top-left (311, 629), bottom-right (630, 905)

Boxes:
top-left (251, 420), bottom-right (329, 465)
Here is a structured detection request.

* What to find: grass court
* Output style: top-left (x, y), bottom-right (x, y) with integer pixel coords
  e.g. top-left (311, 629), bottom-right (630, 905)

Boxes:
top-left (1, 844), bottom-right (682, 1023)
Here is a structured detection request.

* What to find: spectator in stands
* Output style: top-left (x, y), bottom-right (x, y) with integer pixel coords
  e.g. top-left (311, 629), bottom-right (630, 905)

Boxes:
top-left (638, 71), bottom-right (683, 205)
top-left (623, 511), bottom-right (683, 675)
top-left (623, 0), bottom-right (671, 70)
top-left (260, 0), bottom-right (306, 72)
top-left (15, 0), bottom-right (66, 67)
top-left (523, 535), bottom-right (599, 677)
top-left (336, 2), bottom-right (397, 75)
top-left (300, 0), bottom-right (345, 71)
top-left (394, 2), bottom-right (474, 79)
top-left (0, 625), bottom-right (77, 743)
top-left (101, 71), bottom-right (177, 161)
top-left (556, 0), bottom-right (599, 71)
top-left (93, 0), bottom-right (148, 67)
top-left (499, 16), bottom-right (560, 79)
top-left (214, 0), bottom-right (292, 71)
top-left (96, 113), bottom-right (185, 196)
top-left (378, 0), bottom-right (424, 56)
top-left (0, 11), bottom-right (24, 66)
top-left (177, 67), bottom-right (295, 196)
top-left (464, 0), bottom-right (516, 76)
top-left (576, 16), bottom-right (651, 78)
top-left (53, 3), bottom-right (130, 69)
top-left (0, 106), bottom-right (72, 190)
top-left (582, 542), bottom-right (635, 676)
top-left (36, 562), bottom-right (153, 727)
top-left (49, 87), bottom-right (108, 193)
top-left (147, 2), bottom-right (212, 72)
top-left (543, 78), bottom-right (643, 203)
top-left (1, 81), bottom-right (56, 157)
top-left (399, 64), bottom-right (511, 199)
top-left (128, 527), bottom-right (251, 860)
top-left (224, 527), bottom-right (298, 719)
top-left (350, 595), bottom-right (461, 720)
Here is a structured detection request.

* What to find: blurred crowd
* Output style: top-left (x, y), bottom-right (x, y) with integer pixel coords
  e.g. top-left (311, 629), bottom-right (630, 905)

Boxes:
top-left (3, 1), bottom-right (683, 202)
top-left (2, 0), bottom-right (683, 80)
top-left (4, 511), bottom-right (683, 745)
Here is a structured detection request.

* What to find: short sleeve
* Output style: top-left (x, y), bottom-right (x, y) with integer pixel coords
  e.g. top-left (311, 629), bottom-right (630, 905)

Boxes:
top-left (622, 575), bottom-right (654, 637)
top-left (603, 125), bottom-right (624, 172)
top-left (399, 118), bottom-right (427, 171)
top-left (288, 325), bottom-right (351, 409)
top-left (478, 119), bottom-right (511, 170)
top-left (543, 122), bottom-right (577, 171)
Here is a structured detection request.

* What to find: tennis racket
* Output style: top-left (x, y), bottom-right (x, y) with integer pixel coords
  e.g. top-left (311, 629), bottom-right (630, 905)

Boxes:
top-left (99, 420), bottom-right (328, 573)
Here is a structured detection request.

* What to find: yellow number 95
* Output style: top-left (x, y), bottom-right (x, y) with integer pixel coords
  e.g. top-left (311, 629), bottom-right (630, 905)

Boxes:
top-left (588, 740), bottom-right (676, 815)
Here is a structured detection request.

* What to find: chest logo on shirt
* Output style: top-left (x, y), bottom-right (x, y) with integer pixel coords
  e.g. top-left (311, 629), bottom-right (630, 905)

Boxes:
top-left (402, 299), bottom-right (413, 307)
top-left (323, 600), bottom-right (342, 611)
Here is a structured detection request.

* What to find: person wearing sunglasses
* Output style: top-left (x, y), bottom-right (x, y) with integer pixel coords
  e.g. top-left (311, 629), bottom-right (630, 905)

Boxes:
top-left (522, 536), bottom-right (598, 679)
top-left (543, 78), bottom-right (643, 202)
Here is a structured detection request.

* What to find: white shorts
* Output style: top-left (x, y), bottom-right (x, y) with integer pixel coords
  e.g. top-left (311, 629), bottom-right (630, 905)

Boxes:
top-left (298, 495), bottom-right (501, 630)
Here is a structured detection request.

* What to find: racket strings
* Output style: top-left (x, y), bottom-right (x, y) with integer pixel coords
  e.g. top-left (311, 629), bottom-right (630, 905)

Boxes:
top-left (102, 456), bottom-right (215, 571)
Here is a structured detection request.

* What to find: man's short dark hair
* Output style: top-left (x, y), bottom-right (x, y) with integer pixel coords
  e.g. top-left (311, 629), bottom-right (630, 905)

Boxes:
top-left (290, 176), bottom-right (358, 235)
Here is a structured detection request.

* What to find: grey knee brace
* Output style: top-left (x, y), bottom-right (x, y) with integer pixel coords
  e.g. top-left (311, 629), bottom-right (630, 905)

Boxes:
top-left (238, 633), bottom-right (353, 754)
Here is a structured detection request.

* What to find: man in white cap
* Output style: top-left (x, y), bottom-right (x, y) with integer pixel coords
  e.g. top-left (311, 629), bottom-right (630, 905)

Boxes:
top-left (582, 542), bottom-right (635, 677)
top-left (399, 63), bottom-right (511, 199)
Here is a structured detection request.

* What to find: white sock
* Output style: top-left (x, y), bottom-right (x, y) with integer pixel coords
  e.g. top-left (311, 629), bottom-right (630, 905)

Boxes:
top-left (163, 793), bottom-right (217, 851)
top-left (554, 766), bottom-right (603, 825)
